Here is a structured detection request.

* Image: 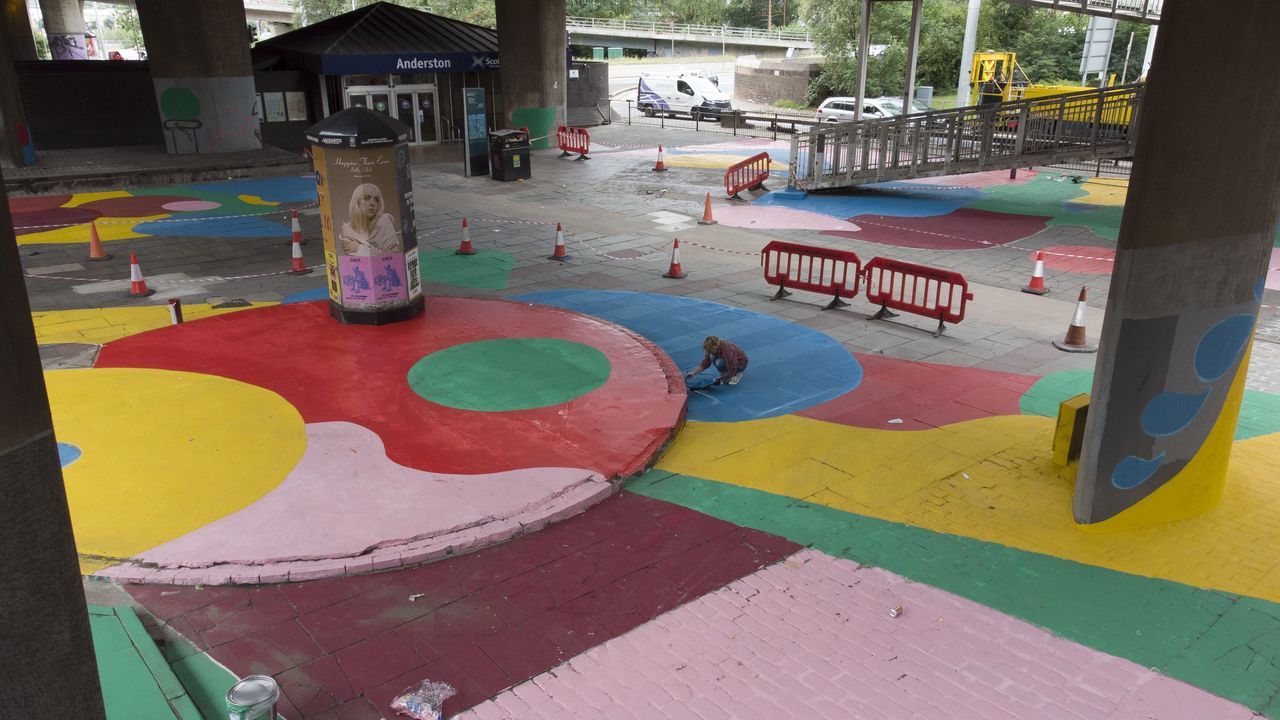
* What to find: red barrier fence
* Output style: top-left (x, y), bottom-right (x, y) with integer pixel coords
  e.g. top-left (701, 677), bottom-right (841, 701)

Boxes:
top-left (725, 151), bottom-right (770, 199)
top-left (557, 126), bottom-right (591, 160)
top-left (761, 240), bottom-right (862, 310)
top-left (863, 256), bottom-right (974, 336)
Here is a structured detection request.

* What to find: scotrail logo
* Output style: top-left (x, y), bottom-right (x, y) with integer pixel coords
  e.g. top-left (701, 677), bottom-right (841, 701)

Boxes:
top-left (638, 79), bottom-right (669, 110)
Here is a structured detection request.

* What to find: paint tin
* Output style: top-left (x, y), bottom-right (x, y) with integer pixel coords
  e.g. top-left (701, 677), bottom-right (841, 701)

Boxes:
top-left (889, 606), bottom-right (903, 618)
top-left (226, 675), bottom-right (279, 720)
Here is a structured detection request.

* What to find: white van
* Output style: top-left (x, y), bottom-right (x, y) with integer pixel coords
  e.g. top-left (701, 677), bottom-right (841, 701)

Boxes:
top-left (637, 74), bottom-right (733, 120)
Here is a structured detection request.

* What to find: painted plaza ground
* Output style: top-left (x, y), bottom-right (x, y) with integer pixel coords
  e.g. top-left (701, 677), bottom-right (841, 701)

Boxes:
top-left (17, 124), bottom-right (1280, 719)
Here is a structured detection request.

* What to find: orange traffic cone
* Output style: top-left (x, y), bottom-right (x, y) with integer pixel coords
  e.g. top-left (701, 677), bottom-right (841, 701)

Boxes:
top-left (548, 223), bottom-right (571, 261)
top-left (1022, 251), bottom-right (1049, 295)
top-left (288, 231), bottom-right (310, 274)
top-left (663, 238), bottom-right (687, 279)
top-left (87, 220), bottom-right (112, 262)
top-left (697, 192), bottom-right (717, 225)
top-left (456, 217), bottom-right (476, 255)
top-left (290, 209), bottom-right (305, 245)
top-left (652, 145), bottom-right (667, 172)
top-left (1053, 287), bottom-right (1097, 353)
top-left (127, 252), bottom-right (155, 297)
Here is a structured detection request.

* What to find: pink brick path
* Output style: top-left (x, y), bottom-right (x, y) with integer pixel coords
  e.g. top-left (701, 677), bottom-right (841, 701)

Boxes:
top-left (458, 549), bottom-right (1258, 720)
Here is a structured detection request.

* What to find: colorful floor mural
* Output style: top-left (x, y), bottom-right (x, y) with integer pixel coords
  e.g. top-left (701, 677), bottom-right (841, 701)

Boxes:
top-left (10, 176), bottom-right (314, 244)
top-left (55, 298), bottom-right (685, 582)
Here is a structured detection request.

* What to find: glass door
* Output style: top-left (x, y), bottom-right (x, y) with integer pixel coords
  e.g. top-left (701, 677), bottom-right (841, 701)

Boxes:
top-left (415, 90), bottom-right (439, 144)
top-left (345, 87), bottom-right (390, 115)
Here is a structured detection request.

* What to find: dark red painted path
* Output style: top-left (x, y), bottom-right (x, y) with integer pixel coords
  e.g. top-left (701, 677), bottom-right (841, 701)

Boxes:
top-left (822, 208), bottom-right (1050, 251)
top-left (127, 493), bottom-right (799, 718)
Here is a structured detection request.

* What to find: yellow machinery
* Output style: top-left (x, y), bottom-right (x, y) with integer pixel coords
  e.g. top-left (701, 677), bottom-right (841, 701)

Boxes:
top-left (970, 51), bottom-right (1134, 128)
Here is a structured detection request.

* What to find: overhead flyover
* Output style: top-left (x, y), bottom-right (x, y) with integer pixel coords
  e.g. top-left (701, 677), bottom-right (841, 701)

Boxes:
top-left (789, 83), bottom-right (1144, 190)
top-left (1006, 0), bottom-right (1162, 24)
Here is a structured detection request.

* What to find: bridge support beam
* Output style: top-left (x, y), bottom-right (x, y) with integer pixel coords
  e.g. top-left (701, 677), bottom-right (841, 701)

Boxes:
top-left (135, 0), bottom-right (261, 154)
top-left (495, 0), bottom-right (566, 151)
top-left (38, 0), bottom-right (87, 59)
top-left (3, 0), bottom-right (38, 61)
top-left (0, 3), bottom-right (35, 165)
top-left (1074, 0), bottom-right (1280, 527)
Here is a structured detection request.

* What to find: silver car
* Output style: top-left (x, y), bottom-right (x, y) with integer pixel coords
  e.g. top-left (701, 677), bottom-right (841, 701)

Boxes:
top-left (815, 96), bottom-right (930, 122)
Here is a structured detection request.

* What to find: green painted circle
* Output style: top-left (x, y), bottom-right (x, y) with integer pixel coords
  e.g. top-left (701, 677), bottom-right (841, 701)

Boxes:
top-left (160, 87), bottom-right (201, 121)
top-left (408, 338), bottom-right (611, 412)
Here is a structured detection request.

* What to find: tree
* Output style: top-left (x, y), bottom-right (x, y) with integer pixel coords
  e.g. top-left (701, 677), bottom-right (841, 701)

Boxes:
top-left (113, 6), bottom-right (144, 51)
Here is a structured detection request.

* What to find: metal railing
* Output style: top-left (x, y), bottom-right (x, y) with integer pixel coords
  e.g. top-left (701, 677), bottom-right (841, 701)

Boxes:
top-left (616, 99), bottom-right (820, 141)
top-left (790, 83), bottom-right (1145, 190)
top-left (567, 16), bottom-right (813, 44)
top-left (1006, 0), bottom-right (1162, 24)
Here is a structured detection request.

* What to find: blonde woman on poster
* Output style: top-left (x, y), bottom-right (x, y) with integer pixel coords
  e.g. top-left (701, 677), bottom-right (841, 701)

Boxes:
top-left (339, 183), bottom-right (400, 256)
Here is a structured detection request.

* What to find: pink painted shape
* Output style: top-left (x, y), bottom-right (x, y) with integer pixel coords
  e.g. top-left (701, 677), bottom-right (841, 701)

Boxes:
top-left (904, 168), bottom-right (1039, 188)
top-left (716, 204), bottom-right (861, 232)
top-left (161, 200), bottom-right (222, 212)
top-left (1035, 245), bottom-right (1116, 275)
top-left (97, 421), bottom-right (612, 584)
top-left (1267, 247), bottom-right (1280, 292)
top-left (457, 549), bottom-right (1257, 720)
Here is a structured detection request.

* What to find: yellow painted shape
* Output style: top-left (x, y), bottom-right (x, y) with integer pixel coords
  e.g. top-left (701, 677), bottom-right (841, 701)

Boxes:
top-left (1088, 344), bottom-right (1251, 531)
top-left (238, 194), bottom-right (279, 207)
top-left (18, 214), bottom-right (168, 245)
top-left (62, 191), bottom-right (131, 208)
top-left (657, 413), bottom-right (1280, 603)
top-left (1071, 178), bottom-right (1129, 207)
top-left (663, 153), bottom-right (784, 172)
top-left (33, 303), bottom-right (276, 346)
top-left (45, 368), bottom-right (305, 572)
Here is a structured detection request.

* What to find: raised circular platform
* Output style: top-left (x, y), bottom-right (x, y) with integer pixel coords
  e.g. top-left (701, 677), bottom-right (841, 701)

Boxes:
top-left (56, 298), bottom-right (685, 585)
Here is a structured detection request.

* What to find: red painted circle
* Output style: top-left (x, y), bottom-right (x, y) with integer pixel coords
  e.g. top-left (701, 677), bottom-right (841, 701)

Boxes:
top-left (78, 195), bottom-right (193, 218)
top-left (8, 194), bottom-right (71, 214)
top-left (1032, 245), bottom-right (1116, 275)
top-left (11, 206), bottom-right (101, 235)
top-left (822, 208), bottom-right (1049, 251)
top-left (96, 299), bottom-right (686, 478)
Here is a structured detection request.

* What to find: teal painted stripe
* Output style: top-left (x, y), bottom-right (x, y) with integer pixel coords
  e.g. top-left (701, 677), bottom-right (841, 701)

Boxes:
top-left (115, 607), bottom-right (203, 720)
top-left (628, 470), bottom-right (1280, 717)
top-left (89, 605), bottom-right (181, 720)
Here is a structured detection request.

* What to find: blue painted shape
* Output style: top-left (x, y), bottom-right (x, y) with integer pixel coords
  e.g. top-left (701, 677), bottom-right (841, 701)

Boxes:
top-left (1141, 390), bottom-right (1210, 437)
top-left (58, 442), bottom-right (81, 468)
top-left (1111, 453), bottom-right (1166, 490)
top-left (283, 287), bottom-right (329, 304)
top-left (1194, 314), bottom-right (1255, 382)
top-left (176, 176), bottom-right (317, 204)
top-left (754, 186), bottom-right (981, 220)
top-left (1255, 276), bottom-right (1265, 302)
top-left (511, 289), bottom-right (862, 422)
top-left (133, 216), bottom-right (291, 238)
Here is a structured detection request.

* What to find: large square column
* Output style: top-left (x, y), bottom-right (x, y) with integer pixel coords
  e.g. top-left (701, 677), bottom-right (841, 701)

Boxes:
top-left (495, 0), bottom-right (566, 150)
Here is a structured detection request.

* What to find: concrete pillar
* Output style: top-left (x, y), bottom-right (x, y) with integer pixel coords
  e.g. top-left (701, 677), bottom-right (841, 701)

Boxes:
top-left (0, 171), bottom-right (107, 719)
top-left (1074, 1), bottom-right (1280, 528)
top-left (495, 0), bottom-right (566, 150)
top-left (1140, 25), bottom-right (1157, 79)
top-left (3, 0), bottom-right (39, 61)
top-left (39, 0), bottom-right (87, 59)
top-left (853, 0), bottom-right (871, 120)
top-left (956, 0), bottom-right (980, 106)
top-left (135, 0), bottom-right (261, 154)
top-left (0, 4), bottom-right (36, 165)
top-left (901, 0), bottom-right (922, 114)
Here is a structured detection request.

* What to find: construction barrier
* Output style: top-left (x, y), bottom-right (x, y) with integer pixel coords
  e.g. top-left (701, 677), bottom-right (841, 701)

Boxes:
top-left (725, 151), bottom-right (770, 199)
top-left (761, 240), bottom-right (862, 310)
top-left (864, 256), bottom-right (974, 337)
top-left (556, 126), bottom-right (591, 160)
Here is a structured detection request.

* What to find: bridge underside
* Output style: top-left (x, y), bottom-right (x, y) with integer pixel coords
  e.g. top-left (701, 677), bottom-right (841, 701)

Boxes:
top-left (1007, 0), bottom-right (1162, 25)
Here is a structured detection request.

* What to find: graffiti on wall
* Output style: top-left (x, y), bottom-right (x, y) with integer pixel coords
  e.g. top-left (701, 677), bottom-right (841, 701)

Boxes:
top-left (49, 33), bottom-right (88, 60)
top-left (154, 77), bottom-right (261, 154)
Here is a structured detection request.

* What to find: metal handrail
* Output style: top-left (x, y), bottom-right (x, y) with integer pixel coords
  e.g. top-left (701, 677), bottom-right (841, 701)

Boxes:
top-left (566, 16), bottom-right (812, 43)
top-left (790, 83), bottom-right (1146, 190)
top-left (1006, 0), bottom-right (1162, 23)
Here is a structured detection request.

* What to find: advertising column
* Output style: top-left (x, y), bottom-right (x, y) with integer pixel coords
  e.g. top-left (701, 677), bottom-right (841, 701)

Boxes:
top-left (307, 108), bottom-right (424, 325)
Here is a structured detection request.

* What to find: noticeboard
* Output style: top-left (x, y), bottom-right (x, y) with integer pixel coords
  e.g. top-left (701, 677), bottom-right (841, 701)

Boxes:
top-left (463, 87), bottom-right (489, 177)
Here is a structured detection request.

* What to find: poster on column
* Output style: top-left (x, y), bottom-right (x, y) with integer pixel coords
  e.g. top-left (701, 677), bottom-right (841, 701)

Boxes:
top-left (395, 144), bottom-right (423, 300)
top-left (324, 146), bottom-right (408, 309)
top-left (311, 146), bottom-right (343, 303)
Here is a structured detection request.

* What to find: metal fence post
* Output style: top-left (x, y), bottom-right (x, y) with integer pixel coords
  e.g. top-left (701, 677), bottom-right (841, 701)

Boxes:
top-left (627, 100), bottom-right (632, 126)
top-left (772, 113), bottom-right (778, 141)
top-left (661, 111), bottom-right (665, 129)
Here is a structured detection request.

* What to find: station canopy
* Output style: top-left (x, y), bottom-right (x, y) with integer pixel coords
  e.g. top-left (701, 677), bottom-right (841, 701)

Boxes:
top-left (253, 1), bottom-right (499, 76)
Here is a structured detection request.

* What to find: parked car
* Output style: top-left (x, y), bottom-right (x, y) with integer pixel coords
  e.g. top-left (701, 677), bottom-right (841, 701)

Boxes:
top-left (678, 68), bottom-right (720, 88)
top-left (815, 96), bottom-right (931, 122)
top-left (638, 74), bottom-right (733, 120)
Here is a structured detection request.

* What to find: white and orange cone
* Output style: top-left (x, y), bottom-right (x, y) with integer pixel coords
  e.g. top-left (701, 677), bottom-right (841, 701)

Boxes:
top-left (652, 145), bottom-right (667, 172)
top-left (548, 223), bottom-right (571, 261)
top-left (290, 209), bottom-right (305, 245)
top-left (697, 192), bottom-right (716, 225)
top-left (127, 252), bottom-right (155, 297)
top-left (1022, 251), bottom-right (1049, 295)
top-left (1053, 287), bottom-right (1097, 353)
top-left (87, 220), bottom-right (112, 262)
top-left (663, 238), bottom-right (687, 279)
top-left (456, 217), bottom-right (476, 255)
top-left (288, 231), bottom-right (310, 274)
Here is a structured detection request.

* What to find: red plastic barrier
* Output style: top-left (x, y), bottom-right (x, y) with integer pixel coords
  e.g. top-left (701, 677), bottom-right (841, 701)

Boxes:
top-left (863, 256), bottom-right (974, 336)
top-left (761, 240), bottom-right (862, 310)
top-left (556, 126), bottom-right (591, 159)
top-left (725, 151), bottom-right (770, 199)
